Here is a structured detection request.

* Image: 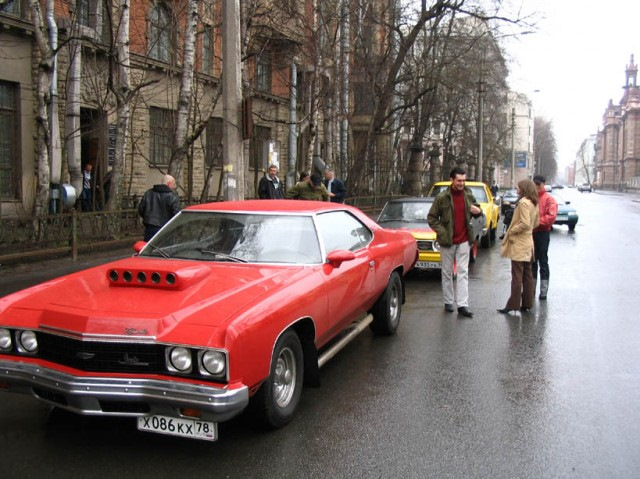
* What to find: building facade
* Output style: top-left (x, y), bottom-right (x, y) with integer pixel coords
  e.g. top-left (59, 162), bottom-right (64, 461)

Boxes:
top-left (595, 55), bottom-right (640, 190)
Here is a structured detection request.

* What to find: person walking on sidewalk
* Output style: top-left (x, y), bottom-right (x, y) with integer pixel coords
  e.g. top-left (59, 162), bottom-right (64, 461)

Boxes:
top-left (532, 175), bottom-right (558, 300)
top-left (138, 175), bottom-right (181, 241)
top-left (427, 166), bottom-right (483, 317)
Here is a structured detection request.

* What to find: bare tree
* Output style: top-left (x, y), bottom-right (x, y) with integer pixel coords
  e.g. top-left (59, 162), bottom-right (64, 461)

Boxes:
top-left (533, 116), bottom-right (557, 180)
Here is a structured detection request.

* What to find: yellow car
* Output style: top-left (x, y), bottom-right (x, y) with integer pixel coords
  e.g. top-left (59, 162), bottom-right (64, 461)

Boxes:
top-left (377, 197), bottom-right (484, 270)
top-left (427, 181), bottom-right (500, 248)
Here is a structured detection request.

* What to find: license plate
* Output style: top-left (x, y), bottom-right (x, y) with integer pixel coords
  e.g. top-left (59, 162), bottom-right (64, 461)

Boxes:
top-left (415, 261), bottom-right (441, 269)
top-left (556, 215), bottom-right (568, 221)
top-left (137, 415), bottom-right (217, 441)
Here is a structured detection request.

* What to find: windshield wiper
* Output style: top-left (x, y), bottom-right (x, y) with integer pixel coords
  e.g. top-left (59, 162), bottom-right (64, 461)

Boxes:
top-left (146, 244), bottom-right (171, 258)
top-left (199, 249), bottom-right (248, 263)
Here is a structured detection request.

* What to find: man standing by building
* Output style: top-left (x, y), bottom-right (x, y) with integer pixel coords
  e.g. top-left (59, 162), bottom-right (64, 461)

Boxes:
top-left (532, 175), bottom-right (558, 300)
top-left (323, 168), bottom-right (346, 203)
top-left (138, 174), bottom-right (181, 241)
top-left (258, 164), bottom-right (285, 199)
top-left (81, 163), bottom-right (93, 211)
top-left (428, 167), bottom-right (483, 317)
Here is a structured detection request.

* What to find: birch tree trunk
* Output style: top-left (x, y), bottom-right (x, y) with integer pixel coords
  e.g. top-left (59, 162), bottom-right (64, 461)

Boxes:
top-left (107, 0), bottom-right (132, 211)
top-left (66, 40), bottom-right (82, 197)
top-left (168, 0), bottom-right (199, 184)
top-left (29, 0), bottom-right (53, 216)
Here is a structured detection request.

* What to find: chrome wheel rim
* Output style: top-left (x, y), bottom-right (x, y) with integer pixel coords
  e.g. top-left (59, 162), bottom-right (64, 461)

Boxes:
top-left (273, 346), bottom-right (296, 408)
top-left (389, 283), bottom-right (400, 325)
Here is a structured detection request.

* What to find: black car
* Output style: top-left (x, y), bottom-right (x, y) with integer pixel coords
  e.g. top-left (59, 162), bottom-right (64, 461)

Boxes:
top-left (500, 189), bottom-right (519, 215)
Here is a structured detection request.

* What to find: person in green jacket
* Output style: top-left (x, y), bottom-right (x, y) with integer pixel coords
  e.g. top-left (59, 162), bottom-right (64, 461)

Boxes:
top-left (286, 173), bottom-right (329, 201)
top-left (427, 166), bottom-right (482, 317)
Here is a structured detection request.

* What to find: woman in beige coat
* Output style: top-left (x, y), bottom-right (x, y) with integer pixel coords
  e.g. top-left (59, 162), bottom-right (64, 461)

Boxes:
top-left (498, 179), bottom-right (540, 313)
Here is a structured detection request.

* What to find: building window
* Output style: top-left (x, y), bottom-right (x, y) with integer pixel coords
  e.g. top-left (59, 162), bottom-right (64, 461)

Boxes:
top-left (255, 53), bottom-right (272, 93)
top-left (353, 82), bottom-right (374, 115)
top-left (202, 25), bottom-right (214, 75)
top-left (251, 126), bottom-right (271, 170)
top-left (149, 2), bottom-right (172, 62)
top-left (0, 0), bottom-right (22, 17)
top-left (0, 81), bottom-right (19, 199)
top-left (149, 107), bottom-right (175, 166)
top-left (206, 117), bottom-right (223, 168)
top-left (77, 0), bottom-right (90, 26)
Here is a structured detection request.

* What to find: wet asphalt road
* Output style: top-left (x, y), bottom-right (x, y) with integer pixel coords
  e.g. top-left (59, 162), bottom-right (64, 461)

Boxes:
top-left (1, 189), bottom-right (640, 478)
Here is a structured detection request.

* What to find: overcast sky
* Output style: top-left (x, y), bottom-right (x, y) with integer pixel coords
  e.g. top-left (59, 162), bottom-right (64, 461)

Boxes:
top-left (503, 0), bottom-right (640, 173)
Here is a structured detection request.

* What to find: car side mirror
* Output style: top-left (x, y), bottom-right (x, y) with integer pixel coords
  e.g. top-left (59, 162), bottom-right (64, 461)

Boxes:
top-left (326, 250), bottom-right (356, 268)
top-left (133, 240), bottom-right (147, 253)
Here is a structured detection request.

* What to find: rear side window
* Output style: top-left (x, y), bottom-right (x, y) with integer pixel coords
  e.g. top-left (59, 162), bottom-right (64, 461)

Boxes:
top-left (315, 211), bottom-right (373, 253)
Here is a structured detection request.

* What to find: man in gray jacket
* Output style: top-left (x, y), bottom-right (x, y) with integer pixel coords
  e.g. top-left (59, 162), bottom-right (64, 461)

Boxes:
top-left (427, 167), bottom-right (482, 317)
top-left (138, 175), bottom-right (181, 241)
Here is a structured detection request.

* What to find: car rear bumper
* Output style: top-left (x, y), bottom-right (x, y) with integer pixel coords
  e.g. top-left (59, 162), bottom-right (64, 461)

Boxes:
top-left (0, 359), bottom-right (249, 422)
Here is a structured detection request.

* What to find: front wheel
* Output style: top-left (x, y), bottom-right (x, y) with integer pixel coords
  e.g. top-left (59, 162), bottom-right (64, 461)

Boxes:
top-left (370, 271), bottom-right (403, 336)
top-left (568, 223), bottom-right (576, 231)
top-left (251, 330), bottom-right (304, 429)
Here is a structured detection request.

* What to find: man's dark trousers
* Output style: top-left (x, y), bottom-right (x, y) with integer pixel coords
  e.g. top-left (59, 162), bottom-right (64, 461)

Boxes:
top-left (532, 230), bottom-right (550, 281)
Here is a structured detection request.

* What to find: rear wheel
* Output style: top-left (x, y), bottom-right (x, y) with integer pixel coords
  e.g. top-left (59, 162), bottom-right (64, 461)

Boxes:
top-left (370, 271), bottom-right (403, 336)
top-left (251, 330), bottom-right (304, 429)
top-left (568, 223), bottom-right (576, 231)
top-left (480, 231), bottom-right (491, 248)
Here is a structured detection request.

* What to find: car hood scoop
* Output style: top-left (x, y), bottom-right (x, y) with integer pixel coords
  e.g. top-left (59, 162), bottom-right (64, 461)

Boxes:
top-left (1, 257), bottom-right (305, 338)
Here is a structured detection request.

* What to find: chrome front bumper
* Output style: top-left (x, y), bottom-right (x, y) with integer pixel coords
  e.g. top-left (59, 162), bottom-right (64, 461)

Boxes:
top-left (0, 359), bottom-right (249, 422)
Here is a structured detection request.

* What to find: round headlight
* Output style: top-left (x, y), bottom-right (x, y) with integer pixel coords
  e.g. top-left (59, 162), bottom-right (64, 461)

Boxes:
top-left (433, 240), bottom-right (440, 252)
top-left (168, 347), bottom-right (192, 372)
top-left (201, 350), bottom-right (226, 376)
top-left (18, 330), bottom-right (38, 353)
top-left (0, 328), bottom-right (12, 351)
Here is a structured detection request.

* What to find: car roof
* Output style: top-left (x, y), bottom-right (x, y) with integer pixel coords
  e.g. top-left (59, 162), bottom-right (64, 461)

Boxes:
top-left (385, 197), bottom-right (434, 204)
top-left (432, 180), bottom-right (486, 186)
top-left (185, 199), bottom-right (349, 214)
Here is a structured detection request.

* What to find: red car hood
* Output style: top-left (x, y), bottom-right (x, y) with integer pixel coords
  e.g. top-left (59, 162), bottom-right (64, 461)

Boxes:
top-left (0, 257), bottom-right (306, 340)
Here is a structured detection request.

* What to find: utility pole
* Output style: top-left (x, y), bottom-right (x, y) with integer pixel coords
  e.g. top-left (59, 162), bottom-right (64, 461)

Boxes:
top-left (477, 76), bottom-right (484, 182)
top-left (222, 0), bottom-right (244, 200)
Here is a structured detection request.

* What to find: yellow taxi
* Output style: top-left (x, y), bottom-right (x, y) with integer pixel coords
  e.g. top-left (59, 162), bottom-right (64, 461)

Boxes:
top-left (377, 197), bottom-right (483, 270)
top-left (427, 181), bottom-right (500, 248)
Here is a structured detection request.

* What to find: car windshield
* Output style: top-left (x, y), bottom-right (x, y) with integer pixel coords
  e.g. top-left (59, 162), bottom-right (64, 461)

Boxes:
top-left (429, 184), bottom-right (488, 202)
top-left (378, 201), bottom-right (432, 223)
top-left (503, 189), bottom-right (518, 199)
top-left (140, 211), bottom-right (322, 264)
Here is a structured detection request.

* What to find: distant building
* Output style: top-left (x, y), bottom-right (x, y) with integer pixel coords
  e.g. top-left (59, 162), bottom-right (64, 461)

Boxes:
top-left (595, 55), bottom-right (640, 190)
top-left (498, 92), bottom-right (534, 188)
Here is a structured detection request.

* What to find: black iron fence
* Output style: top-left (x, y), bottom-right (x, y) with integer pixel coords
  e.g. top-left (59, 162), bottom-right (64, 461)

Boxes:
top-left (0, 195), bottom-right (405, 265)
top-left (0, 209), bottom-right (143, 264)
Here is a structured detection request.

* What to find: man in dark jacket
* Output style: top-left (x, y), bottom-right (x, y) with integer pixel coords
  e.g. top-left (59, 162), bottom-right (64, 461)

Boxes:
top-left (428, 166), bottom-right (482, 317)
top-left (323, 168), bottom-right (346, 203)
top-left (138, 175), bottom-right (181, 241)
top-left (258, 164), bottom-right (285, 199)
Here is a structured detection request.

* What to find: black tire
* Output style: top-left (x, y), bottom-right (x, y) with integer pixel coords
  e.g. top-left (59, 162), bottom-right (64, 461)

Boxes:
top-left (370, 271), bottom-right (402, 336)
top-left (490, 223), bottom-right (497, 241)
top-left (251, 330), bottom-right (304, 429)
top-left (568, 223), bottom-right (576, 231)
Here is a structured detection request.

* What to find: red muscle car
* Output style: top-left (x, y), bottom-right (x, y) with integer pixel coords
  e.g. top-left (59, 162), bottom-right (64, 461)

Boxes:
top-left (0, 200), bottom-right (416, 441)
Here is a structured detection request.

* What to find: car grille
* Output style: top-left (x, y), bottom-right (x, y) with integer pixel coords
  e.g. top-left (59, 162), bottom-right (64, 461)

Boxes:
top-left (416, 240), bottom-right (436, 252)
top-left (36, 332), bottom-right (166, 374)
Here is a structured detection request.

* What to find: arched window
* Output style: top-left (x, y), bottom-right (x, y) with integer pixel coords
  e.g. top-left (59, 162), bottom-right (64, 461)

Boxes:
top-left (149, 2), bottom-right (171, 62)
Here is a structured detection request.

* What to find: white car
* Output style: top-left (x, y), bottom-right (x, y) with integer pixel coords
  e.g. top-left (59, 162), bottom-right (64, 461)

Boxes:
top-left (577, 183), bottom-right (593, 192)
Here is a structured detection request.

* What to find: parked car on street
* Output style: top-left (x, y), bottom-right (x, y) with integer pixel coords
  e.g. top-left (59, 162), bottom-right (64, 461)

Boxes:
top-left (551, 193), bottom-right (579, 231)
top-left (500, 189), bottom-right (519, 215)
top-left (578, 183), bottom-right (593, 192)
top-left (0, 200), bottom-right (417, 441)
top-left (377, 197), bottom-right (484, 270)
top-left (428, 181), bottom-right (500, 248)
